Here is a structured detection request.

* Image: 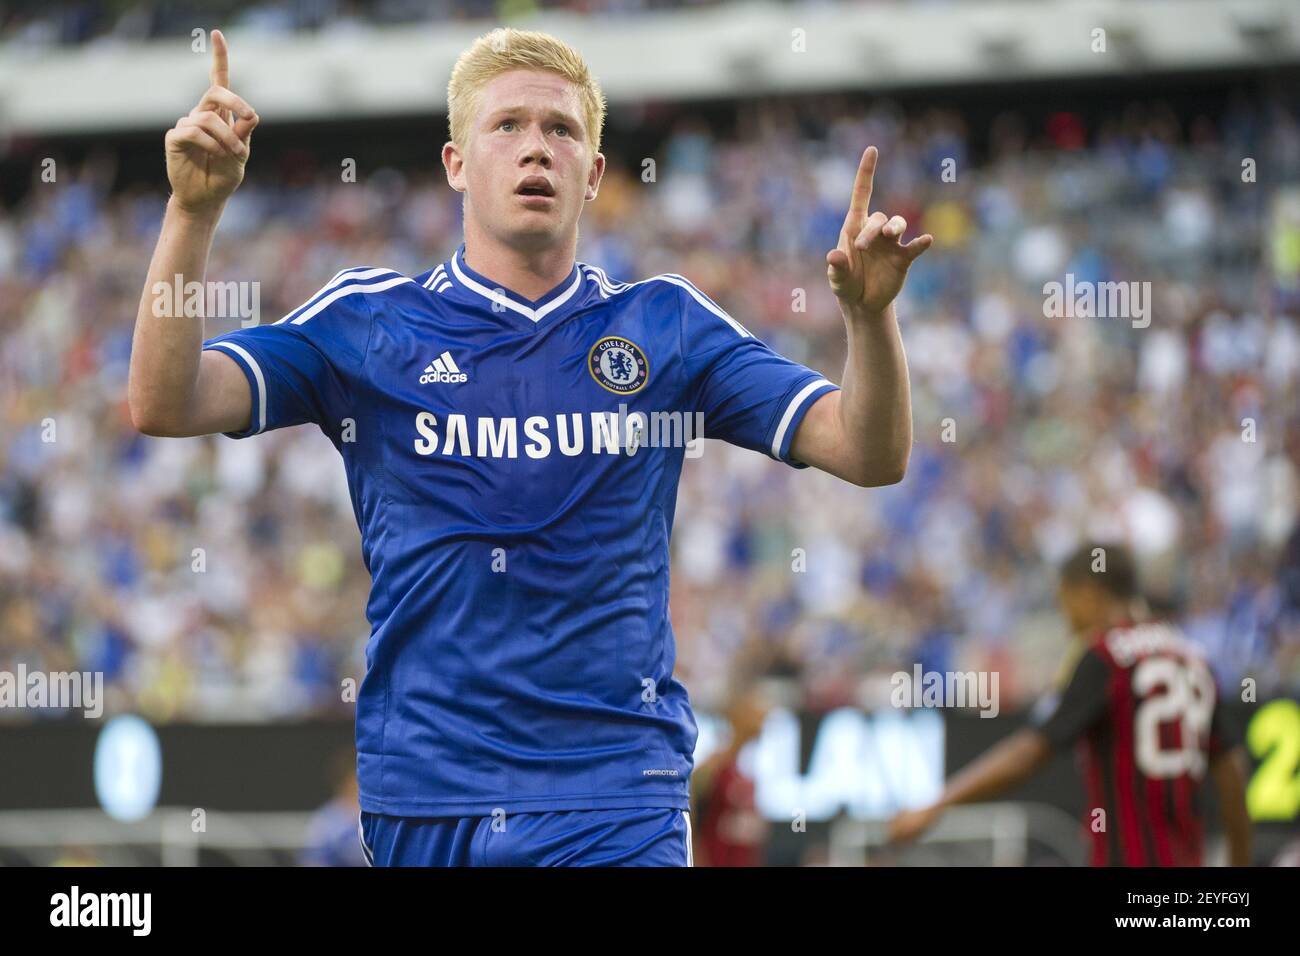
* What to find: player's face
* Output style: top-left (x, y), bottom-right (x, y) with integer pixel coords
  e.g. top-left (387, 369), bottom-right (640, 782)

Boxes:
top-left (1058, 580), bottom-right (1099, 635)
top-left (729, 693), bottom-right (769, 744)
top-left (451, 69), bottom-right (603, 251)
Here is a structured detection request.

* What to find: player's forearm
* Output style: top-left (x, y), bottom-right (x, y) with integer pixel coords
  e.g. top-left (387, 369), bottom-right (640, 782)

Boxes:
top-left (1221, 814), bottom-right (1252, 867)
top-left (128, 196), bottom-right (224, 433)
top-left (836, 303), bottom-right (912, 485)
top-left (1211, 750), bottom-right (1252, 866)
top-left (937, 730), bottom-right (1049, 810)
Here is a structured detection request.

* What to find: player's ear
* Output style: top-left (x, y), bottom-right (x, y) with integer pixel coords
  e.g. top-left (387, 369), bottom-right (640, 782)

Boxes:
top-left (442, 141), bottom-right (466, 192)
top-left (585, 151), bottom-right (605, 202)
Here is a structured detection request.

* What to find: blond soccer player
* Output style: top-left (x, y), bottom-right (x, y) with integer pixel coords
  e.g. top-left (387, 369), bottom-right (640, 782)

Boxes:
top-left (129, 27), bottom-right (931, 866)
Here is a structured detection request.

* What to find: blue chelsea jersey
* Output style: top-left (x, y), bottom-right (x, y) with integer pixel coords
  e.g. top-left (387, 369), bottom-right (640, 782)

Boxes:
top-left (203, 243), bottom-right (839, 816)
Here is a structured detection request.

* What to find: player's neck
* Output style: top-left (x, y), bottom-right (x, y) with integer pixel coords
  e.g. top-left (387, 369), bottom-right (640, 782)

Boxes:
top-left (1080, 603), bottom-right (1143, 640)
top-left (461, 229), bottom-right (577, 303)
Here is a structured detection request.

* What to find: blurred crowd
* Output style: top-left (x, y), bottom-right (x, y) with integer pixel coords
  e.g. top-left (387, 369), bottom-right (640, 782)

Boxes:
top-left (0, 0), bottom-right (728, 47)
top-left (2, 91), bottom-right (1299, 725)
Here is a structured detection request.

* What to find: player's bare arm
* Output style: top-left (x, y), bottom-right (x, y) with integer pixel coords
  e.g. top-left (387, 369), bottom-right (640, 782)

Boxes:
top-left (128, 29), bottom-right (260, 438)
top-left (1209, 748), bottom-right (1253, 866)
top-left (887, 728), bottom-right (1052, 844)
top-left (789, 145), bottom-right (932, 487)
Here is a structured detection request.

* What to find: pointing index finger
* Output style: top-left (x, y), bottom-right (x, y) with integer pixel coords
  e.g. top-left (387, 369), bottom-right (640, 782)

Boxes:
top-left (210, 29), bottom-right (229, 90)
top-left (844, 145), bottom-right (878, 234)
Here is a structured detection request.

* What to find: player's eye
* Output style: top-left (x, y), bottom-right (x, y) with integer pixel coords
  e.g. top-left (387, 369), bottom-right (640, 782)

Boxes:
top-left (499, 120), bottom-right (517, 131)
top-left (553, 125), bottom-right (570, 137)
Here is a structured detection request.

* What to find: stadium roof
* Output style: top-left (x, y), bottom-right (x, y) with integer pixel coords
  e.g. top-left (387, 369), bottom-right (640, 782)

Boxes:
top-left (1, 0), bottom-right (1297, 136)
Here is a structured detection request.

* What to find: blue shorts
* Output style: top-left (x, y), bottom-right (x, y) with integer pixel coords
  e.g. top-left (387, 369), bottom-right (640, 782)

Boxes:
top-left (358, 807), bottom-right (693, 867)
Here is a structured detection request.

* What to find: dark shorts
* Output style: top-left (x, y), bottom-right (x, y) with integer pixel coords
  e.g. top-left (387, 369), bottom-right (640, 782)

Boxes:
top-left (359, 807), bottom-right (692, 867)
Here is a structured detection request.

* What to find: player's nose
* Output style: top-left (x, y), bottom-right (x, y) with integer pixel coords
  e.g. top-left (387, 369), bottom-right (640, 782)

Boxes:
top-left (518, 129), bottom-right (553, 167)
top-left (519, 151), bottom-right (552, 171)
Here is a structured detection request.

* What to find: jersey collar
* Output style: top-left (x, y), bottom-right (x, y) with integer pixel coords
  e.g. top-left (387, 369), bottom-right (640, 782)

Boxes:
top-left (443, 242), bottom-right (589, 325)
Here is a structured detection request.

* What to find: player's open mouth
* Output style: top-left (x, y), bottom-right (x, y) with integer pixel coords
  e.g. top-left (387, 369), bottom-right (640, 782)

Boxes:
top-left (516, 176), bottom-right (556, 207)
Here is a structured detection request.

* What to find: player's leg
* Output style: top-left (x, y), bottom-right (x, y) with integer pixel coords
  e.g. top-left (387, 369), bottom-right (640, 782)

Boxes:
top-left (359, 811), bottom-right (477, 866)
top-left (481, 808), bottom-right (691, 866)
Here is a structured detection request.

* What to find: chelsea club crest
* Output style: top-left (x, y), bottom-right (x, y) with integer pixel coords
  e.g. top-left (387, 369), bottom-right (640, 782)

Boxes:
top-left (587, 336), bottom-right (649, 394)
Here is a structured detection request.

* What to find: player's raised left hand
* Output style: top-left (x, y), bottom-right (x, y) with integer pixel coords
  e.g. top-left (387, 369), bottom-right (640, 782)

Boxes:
top-left (826, 146), bottom-right (933, 318)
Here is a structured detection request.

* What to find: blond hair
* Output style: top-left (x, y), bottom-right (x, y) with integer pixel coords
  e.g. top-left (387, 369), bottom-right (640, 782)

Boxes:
top-left (447, 28), bottom-right (607, 158)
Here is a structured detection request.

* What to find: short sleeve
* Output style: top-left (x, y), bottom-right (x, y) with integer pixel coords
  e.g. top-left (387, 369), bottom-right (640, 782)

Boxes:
top-left (675, 277), bottom-right (839, 467)
top-left (202, 267), bottom-right (393, 439)
top-left (1032, 647), bottom-right (1110, 750)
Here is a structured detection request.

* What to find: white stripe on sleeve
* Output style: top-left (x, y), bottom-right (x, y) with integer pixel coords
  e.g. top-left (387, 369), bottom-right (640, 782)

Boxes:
top-left (284, 276), bottom-right (414, 326)
top-left (771, 378), bottom-right (834, 459)
top-left (208, 341), bottom-right (268, 435)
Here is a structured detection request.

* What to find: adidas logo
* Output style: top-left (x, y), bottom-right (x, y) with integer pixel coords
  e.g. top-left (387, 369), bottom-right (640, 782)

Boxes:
top-left (419, 351), bottom-right (468, 385)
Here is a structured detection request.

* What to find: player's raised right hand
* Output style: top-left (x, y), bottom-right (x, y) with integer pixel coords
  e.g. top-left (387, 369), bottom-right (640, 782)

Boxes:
top-left (164, 29), bottom-right (259, 215)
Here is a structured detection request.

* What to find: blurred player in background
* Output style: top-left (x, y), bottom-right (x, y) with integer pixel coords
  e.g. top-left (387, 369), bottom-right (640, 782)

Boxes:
top-left (690, 682), bottom-right (770, 866)
top-left (889, 541), bottom-right (1252, 866)
top-left (299, 748), bottom-right (367, 867)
